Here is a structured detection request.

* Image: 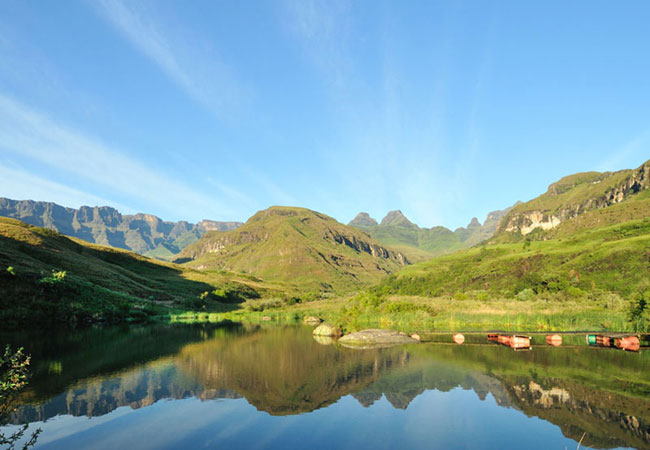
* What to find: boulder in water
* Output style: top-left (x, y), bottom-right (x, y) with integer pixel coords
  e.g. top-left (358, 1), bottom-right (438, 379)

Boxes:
top-left (313, 323), bottom-right (341, 337)
top-left (338, 329), bottom-right (419, 349)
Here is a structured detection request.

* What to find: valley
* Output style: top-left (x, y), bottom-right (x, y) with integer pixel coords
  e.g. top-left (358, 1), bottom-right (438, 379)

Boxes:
top-left (1, 160), bottom-right (648, 332)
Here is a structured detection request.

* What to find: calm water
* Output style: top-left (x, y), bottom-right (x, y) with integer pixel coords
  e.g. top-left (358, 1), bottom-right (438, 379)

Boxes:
top-left (1, 323), bottom-right (649, 450)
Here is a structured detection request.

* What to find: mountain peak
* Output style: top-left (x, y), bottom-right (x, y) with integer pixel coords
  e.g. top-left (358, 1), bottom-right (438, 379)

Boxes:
top-left (348, 212), bottom-right (378, 227)
top-left (380, 210), bottom-right (418, 229)
top-left (467, 217), bottom-right (481, 228)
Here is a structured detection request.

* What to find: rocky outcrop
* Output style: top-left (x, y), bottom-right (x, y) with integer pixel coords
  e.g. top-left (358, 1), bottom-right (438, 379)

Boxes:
top-left (467, 217), bottom-right (481, 228)
top-left (0, 197), bottom-right (242, 256)
top-left (499, 160), bottom-right (650, 236)
top-left (323, 228), bottom-right (409, 265)
top-left (504, 211), bottom-right (562, 235)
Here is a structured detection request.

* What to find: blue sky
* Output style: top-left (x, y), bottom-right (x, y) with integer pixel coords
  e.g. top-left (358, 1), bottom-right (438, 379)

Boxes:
top-left (0, 0), bottom-right (648, 229)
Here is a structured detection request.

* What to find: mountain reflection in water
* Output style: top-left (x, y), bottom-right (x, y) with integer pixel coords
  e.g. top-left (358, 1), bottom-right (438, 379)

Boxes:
top-left (2, 323), bottom-right (649, 450)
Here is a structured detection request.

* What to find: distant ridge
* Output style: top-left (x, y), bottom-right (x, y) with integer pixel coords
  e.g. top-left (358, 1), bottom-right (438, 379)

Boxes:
top-left (348, 207), bottom-right (513, 261)
top-left (0, 198), bottom-right (242, 259)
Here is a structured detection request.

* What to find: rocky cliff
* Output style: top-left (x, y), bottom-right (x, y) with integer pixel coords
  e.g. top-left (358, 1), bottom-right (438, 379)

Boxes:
top-left (0, 197), bottom-right (242, 258)
top-left (497, 159), bottom-right (650, 237)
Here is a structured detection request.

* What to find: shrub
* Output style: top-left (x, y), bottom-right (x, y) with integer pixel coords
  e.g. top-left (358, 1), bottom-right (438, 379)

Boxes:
top-left (516, 288), bottom-right (535, 302)
top-left (38, 269), bottom-right (66, 285)
top-left (565, 286), bottom-right (585, 298)
top-left (453, 291), bottom-right (468, 300)
top-left (356, 292), bottom-right (385, 309)
top-left (283, 296), bottom-right (301, 306)
top-left (628, 290), bottom-right (650, 332)
top-left (212, 283), bottom-right (261, 304)
top-left (1, 346), bottom-right (41, 448)
top-left (6, 267), bottom-right (15, 276)
top-left (383, 302), bottom-right (435, 316)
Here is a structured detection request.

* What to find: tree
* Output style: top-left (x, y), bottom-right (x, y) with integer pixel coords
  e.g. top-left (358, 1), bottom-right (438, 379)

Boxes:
top-left (0, 346), bottom-right (41, 450)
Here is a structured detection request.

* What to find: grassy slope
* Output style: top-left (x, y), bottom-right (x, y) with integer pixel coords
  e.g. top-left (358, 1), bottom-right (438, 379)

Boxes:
top-left (378, 217), bottom-right (650, 298)
top-left (374, 162), bottom-right (650, 308)
top-left (0, 217), bottom-right (282, 325)
top-left (176, 206), bottom-right (407, 293)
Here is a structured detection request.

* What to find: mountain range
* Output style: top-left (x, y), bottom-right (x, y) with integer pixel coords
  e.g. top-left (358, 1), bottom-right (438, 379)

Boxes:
top-left (1, 158), bottom-right (648, 324)
top-left (348, 208), bottom-right (513, 261)
top-left (0, 198), bottom-right (242, 260)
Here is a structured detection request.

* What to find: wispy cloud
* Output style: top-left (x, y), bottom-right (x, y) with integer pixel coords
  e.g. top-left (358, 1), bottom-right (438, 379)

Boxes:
top-left (92, 0), bottom-right (250, 122)
top-left (0, 94), bottom-right (237, 221)
top-left (0, 163), bottom-right (130, 212)
top-left (282, 0), bottom-right (354, 90)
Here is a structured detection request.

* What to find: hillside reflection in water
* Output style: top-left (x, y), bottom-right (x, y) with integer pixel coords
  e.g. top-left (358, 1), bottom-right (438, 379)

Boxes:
top-left (2, 323), bottom-right (649, 450)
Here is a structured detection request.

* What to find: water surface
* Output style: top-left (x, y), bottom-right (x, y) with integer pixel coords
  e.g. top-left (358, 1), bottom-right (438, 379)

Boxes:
top-left (2, 324), bottom-right (649, 449)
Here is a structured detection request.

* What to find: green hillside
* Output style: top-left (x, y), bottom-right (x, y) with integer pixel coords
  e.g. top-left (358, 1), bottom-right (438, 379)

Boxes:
top-left (495, 159), bottom-right (649, 240)
top-left (0, 217), bottom-right (276, 325)
top-left (351, 161), bottom-right (650, 331)
top-left (377, 217), bottom-right (650, 300)
top-left (175, 206), bottom-right (409, 292)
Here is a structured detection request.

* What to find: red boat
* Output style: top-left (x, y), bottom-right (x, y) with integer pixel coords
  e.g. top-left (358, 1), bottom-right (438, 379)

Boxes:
top-left (615, 336), bottom-right (640, 352)
top-left (596, 335), bottom-right (613, 347)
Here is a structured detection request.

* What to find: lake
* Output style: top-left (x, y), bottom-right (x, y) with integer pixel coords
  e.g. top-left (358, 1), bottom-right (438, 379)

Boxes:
top-left (1, 323), bottom-right (649, 449)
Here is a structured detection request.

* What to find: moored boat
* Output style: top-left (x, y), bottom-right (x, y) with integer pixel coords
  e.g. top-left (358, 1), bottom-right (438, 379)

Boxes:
top-left (614, 336), bottom-right (640, 352)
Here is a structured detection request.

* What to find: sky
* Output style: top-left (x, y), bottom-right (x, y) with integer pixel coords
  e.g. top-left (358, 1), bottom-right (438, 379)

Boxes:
top-left (0, 0), bottom-right (649, 229)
